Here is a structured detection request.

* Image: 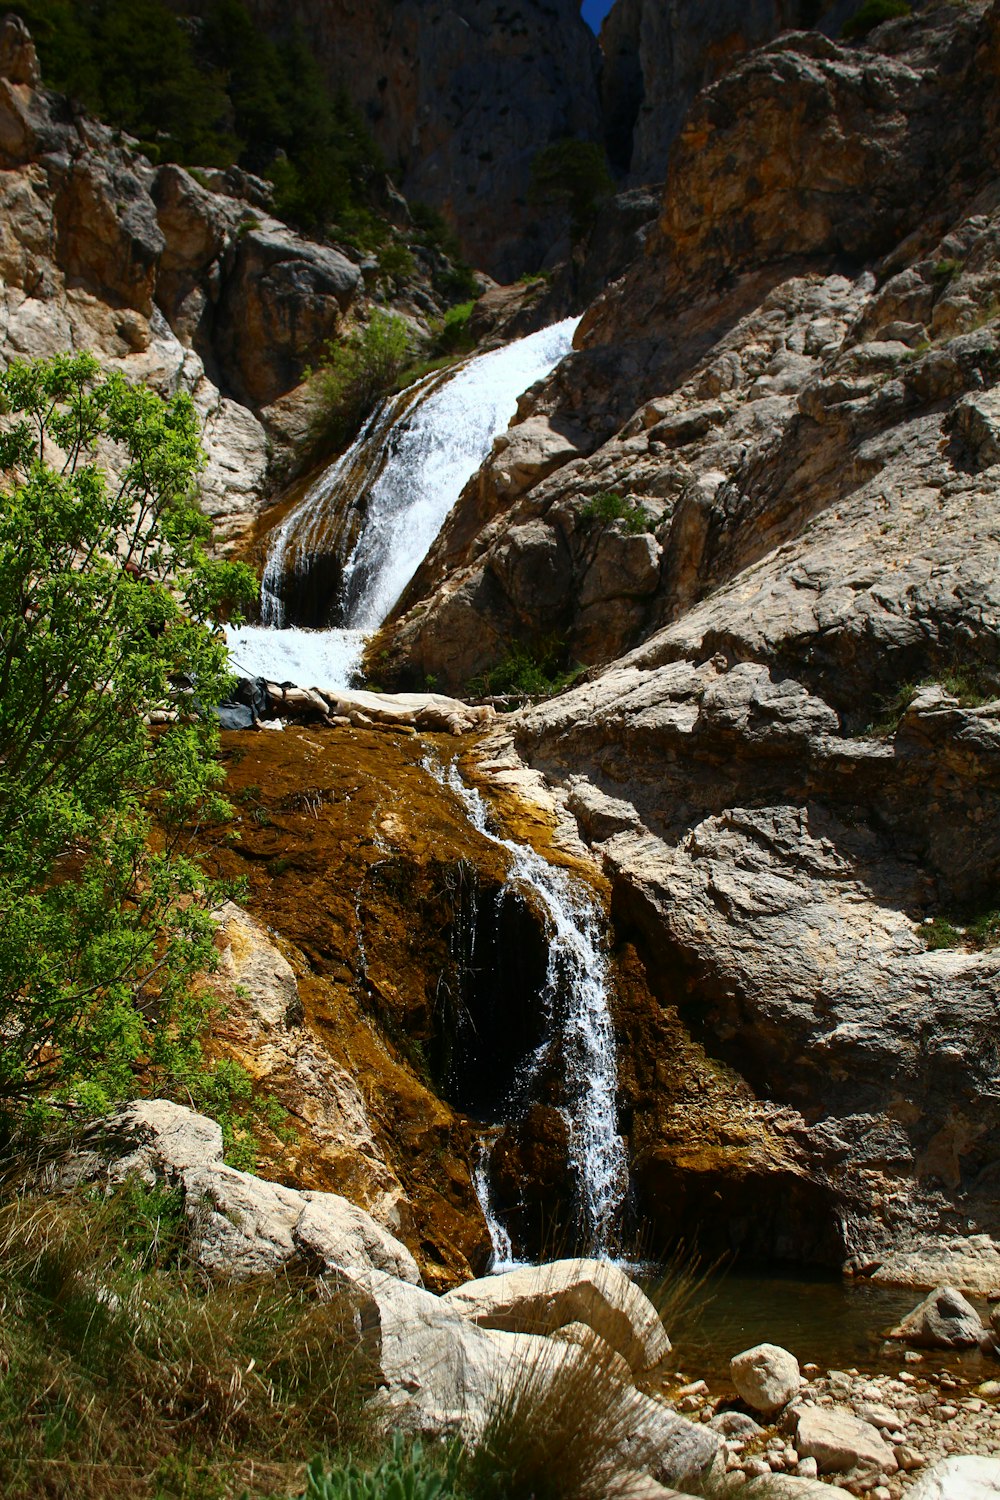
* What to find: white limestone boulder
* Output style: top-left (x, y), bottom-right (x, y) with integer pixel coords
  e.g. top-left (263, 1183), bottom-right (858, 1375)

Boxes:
top-left (908, 1456), bottom-right (1000, 1500)
top-left (48, 1098), bottom-right (224, 1190)
top-left (441, 1258), bottom-right (671, 1372)
top-left (729, 1343), bottom-right (802, 1416)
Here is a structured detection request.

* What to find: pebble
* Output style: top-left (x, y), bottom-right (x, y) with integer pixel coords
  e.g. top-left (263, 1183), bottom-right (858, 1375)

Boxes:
top-left (796, 1458), bottom-right (819, 1479)
top-left (744, 1458), bottom-right (771, 1478)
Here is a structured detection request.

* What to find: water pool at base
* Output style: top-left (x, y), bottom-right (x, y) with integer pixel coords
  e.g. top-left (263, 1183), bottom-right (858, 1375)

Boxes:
top-left (645, 1267), bottom-right (997, 1385)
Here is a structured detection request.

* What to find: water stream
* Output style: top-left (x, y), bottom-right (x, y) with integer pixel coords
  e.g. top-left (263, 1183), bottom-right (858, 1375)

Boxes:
top-left (432, 758), bottom-right (629, 1262)
top-left (227, 316), bottom-right (580, 692)
top-left (227, 313), bottom-right (626, 1269)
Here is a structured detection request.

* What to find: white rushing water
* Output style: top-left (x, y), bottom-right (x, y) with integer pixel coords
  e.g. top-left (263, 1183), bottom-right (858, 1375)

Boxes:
top-left (433, 759), bottom-right (629, 1261)
top-left (227, 316), bottom-right (580, 691)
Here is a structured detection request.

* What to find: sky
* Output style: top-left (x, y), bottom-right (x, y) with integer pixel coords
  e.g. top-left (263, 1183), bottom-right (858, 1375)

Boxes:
top-left (581, 0), bottom-right (614, 34)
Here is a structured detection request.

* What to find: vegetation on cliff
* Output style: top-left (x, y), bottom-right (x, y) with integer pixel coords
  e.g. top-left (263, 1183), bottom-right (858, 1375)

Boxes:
top-left (11, 0), bottom-right (384, 242)
top-left (0, 353), bottom-right (257, 1130)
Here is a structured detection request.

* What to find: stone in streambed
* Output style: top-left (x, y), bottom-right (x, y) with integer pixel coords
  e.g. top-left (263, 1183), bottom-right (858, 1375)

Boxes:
top-left (887, 1285), bottom-right (985, 1349)
top-left (730, 1343), bottom-right (802, 1415)
top-left (794, 1408), bottom-right (898, 1476)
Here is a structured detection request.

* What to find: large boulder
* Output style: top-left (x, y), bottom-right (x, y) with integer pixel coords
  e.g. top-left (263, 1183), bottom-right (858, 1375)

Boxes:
top-left (887, 1286), bottom-right (986, 1350)
top-left (441, 1258), bottom-right (671, 1373)
top-left (794, 1408), bottom-right (898, 1476)
top-left (49, 1098), bottom-right (224, 1189)
top-left (729, 1343), bottom-right (802, 1416)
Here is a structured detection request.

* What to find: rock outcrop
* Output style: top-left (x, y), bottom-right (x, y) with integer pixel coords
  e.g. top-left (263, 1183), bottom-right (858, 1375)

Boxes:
top-left (599, 0), bottom-right (850, 179)
top-left (373, 1), bottom-right (1000, 1276)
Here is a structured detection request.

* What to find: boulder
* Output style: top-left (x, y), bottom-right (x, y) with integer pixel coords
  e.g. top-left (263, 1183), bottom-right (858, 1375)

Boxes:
top-left (441, 1258), bottom-right (671, 1373)
top-left (908, 1456), bottom-right (1000, 1500)
top-left (294, 1195), bottom-right (421, 1285)
top-left (49, 1099), bottom-right (224, 1190)
top-left (709, 1410), bottom-right (765, 1440)
top-left (729, 1343), bottom-right (802, 1416)
top-left (744, 1479), bottom-right (855, 1500)
top-left (0, 13), bottom-right (40, 86)
top-left (887, 1286), bottom-right (985, 1349)
top-left (794, 1408), bottom-right (898, 1476)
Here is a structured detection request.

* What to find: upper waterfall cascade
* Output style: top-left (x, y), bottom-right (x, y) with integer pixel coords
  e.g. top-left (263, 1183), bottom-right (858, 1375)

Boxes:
top-left (227, 317), bottom-right (580, 693)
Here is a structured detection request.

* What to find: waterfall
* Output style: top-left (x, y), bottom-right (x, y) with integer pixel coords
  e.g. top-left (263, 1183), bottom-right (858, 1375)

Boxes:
top-left (432, 759), bottom-right (629, 1262)
top-left (227, 317), bottom-right (580, 693)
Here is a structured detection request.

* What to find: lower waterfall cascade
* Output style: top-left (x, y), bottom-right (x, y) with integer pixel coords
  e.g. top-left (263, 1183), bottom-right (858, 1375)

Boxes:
top-left (431, 758), bottom-right (630, 1264)
top-left (226, 316), bottom-right (580, 693)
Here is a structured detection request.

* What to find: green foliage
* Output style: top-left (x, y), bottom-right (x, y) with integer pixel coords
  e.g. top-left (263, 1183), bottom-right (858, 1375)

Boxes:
top-left (469, 639), bottom-right (584, 702)
top-left (11, 0), bottom-right (384, 236)
top-left (436, 300), bottom-right (477, 356)
top-left (302, 1433), bottom-right (465, 1500)
top-left (0, 352), bottom-right (256, 1115)
top-left (864, 663), bottom-right (998, 736)
top-left (932, 258), bottom-right (963, 287)
top-left (841, 0), bottom-right (911, 40)
top-left (921, 905), bottom-right (1000, 952)
top-left (312, 312), bottom-right (413, 451)
top-left (529, 139), bottom-right (613, 242)
top-left (579, 489), bottom-right (653, 536)
top-left (409, 203), bottom-right (479, 301)
top-left (922, 916), bottom-right (963, 950)
top-left (0, 1181), bottom-right (375, 1498)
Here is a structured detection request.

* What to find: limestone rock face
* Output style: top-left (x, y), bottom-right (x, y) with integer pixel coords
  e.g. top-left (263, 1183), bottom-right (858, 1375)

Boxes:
top-left (441, 1259), bottom-right (671, 1373)
top-left (600, 0), bottom-right (846, 179)
top-left (377, 0), bottom-right (1000, 1275)
top-left (729, 1343), bottom-right (802, 1416)
top-left (887, 1286), bottom-right (986, 1350)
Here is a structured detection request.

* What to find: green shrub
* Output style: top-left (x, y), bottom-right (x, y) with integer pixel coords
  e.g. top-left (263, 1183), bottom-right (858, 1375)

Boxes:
top-left (312, 312), bottom-right (413, 451)
top-left (841, 0), bottom-right (911, 41)
top-left (579, 490), bottom-right (653, 536)
top-left (469, 640), bottom-right (584, 702)
top-left (436, 300), bottom-right (477, 356)
top-left (0, 353), bottom-right (256, 1116)
top-left (922, 917), bottom-right (963, 951)
top-left (302, 1434), bottom-right (465, 1500)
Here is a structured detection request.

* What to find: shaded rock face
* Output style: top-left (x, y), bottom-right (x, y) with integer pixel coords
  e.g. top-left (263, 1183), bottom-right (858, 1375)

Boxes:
top-left (376, 2), bottom-right (1000, 1274)
top-left (205, 0), bottom-right (602, 280)
top-left (600, 0), bottom-right (849, 179)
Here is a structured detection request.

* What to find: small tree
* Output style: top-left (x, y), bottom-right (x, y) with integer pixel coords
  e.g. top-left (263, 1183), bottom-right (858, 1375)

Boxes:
top-left (313, 310), bottom-right (412, 450)
top-left (529, 139), bottom-right (613, 243)
top-left (0, 352), bottom-right (256, 1115)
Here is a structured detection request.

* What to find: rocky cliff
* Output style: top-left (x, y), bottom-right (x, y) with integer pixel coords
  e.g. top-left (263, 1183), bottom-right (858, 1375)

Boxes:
top-left (371, 0), bottom-right (1000, 1279)
top-left (177, 0), bottom-right (603, 282)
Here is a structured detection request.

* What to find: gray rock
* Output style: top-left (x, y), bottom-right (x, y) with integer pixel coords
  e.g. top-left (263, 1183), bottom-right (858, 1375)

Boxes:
top-left (730, 1344), bottom-right (802, 1416)
top-left (888, 1286), bottom-right (985, 1350)
top-left (795, 1408), bottom-right (898, 1476)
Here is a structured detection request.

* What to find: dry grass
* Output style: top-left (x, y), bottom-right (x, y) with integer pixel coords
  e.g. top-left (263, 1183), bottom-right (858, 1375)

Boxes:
top-left (0, 1182), bottom-right (378, 1500)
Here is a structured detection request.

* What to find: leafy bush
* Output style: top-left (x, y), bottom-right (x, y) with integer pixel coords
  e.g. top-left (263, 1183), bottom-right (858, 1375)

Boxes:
top-left (579, 490), bottom-right (653, 536)
top-left (841, 0), bottom-right (911, 41)
top-left (311, 311), bottom-right (413, 451)
top-left (529, 138), bottom-right (613, 241)
top-left (436, 300), bottom-right (477, 356)
top-left (0, 1182), bottom-right (375, 1498)
top-left (0, 352), bottom-right (256, 1117)
top-left (469, 639), bottom-right (584, 701)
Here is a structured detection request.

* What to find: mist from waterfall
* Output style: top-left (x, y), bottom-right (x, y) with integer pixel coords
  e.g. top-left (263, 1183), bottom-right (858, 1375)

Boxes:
top-left (227, 316), bottom-right (579, 692)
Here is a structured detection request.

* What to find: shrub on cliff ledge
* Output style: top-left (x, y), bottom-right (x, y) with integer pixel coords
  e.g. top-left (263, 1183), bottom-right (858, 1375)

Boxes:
top-left (0, 353), bottom-right (255, 1116)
